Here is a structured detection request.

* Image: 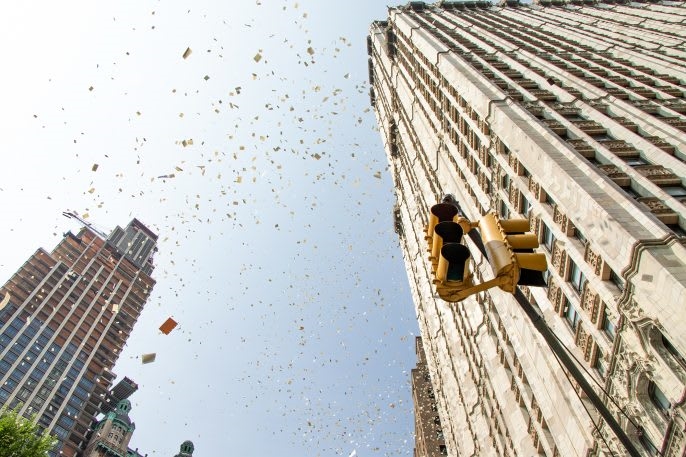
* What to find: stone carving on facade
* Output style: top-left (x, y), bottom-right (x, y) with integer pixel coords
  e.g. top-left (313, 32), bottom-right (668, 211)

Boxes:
top-left (584, 244), bottom-right (603, 276)
top-left (635, 165), bottom-right (681, 185)
top-left (509, 185), bottom-right (519, 208)
top-left (552, 205), bottom-right (570, 234)
top-left (528, 177), bottom-right (541, 201)
top-left (581, 283), bottom-right (601, 324)
top-left (551, 240), bottom-right (567, 277)
top-left (598, 164), bottom-right (630, 186)
top-left (637, 197), bottom-right (677, 224)
top-left (665, 417), bottom-right (686, 457)
top-left (508, 153), bottom-right (520, 174)
top-left (547, 278), bottom-right (563, 313)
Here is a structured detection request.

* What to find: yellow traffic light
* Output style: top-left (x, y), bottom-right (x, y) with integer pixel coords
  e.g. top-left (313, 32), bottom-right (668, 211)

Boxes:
top-left (479, 213), bottom-right (547, 292)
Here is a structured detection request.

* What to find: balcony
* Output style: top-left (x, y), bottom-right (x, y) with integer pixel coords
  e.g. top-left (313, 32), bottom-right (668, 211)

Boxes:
top-left (529, 89), bottom-right (557, 101)
top-left (642, 136), bottom-right (675, 154)
top-left (613, 117), bottom-right (639, 132)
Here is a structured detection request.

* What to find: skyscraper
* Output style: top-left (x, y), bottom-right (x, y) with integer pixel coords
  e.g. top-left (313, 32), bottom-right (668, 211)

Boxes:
top-left (369, 1), bottom-right (686, 456)
top-left (0, 219), bottom-right (157, 456)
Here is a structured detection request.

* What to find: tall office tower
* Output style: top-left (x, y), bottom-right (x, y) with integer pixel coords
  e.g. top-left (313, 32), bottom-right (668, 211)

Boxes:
top-left (369, 1), bottom-right (686, 456)
top-left (0, 219), bottom-right (157, 456)
top-left (412, 337), bottom-right (447, 457)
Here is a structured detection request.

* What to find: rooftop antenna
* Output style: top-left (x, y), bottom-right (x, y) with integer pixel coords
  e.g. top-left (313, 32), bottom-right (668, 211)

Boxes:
top-left (62, 211), bottom-right (108, 239)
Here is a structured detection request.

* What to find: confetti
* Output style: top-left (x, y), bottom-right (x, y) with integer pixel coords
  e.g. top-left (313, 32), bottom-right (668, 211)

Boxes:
top-left (253, 52), bottom-right (262, 62)
top-left (141, 353), bottom-right (156, 364)
top-left (182, 47), bottom-right (192, 59)
top-left (159, 317), bottom-right (178, 335)
top-left (92, 164), bottom-right (99, 172)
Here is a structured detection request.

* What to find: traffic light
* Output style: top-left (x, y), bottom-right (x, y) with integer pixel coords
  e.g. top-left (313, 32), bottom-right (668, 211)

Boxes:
top-left (426, 199), bottom-right (474, 301)
top-left (478, 213), bottom-right (547, 292)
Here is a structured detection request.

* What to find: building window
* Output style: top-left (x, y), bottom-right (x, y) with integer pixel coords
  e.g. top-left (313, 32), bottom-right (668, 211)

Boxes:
top-left (639, 430), bottom-right (659, 456)
top-left (520, 196), bottom-right (530, 216)
top-left (575, 228), bottom-right (587, 246)
top-left (500, 200), bottom-right (509, 218)
top-left (439, 445), bottom-right (448, 456)
top-left (568, 261), bottom-right (586, 295)
top-left (664, 186), bottom-right (686, 198)
top-left (661, 335), bottom-right (686, 369)
top-left (623, 156), bottom-right (648, 167)
top-left (609, 269), bottom-right (625, 291)
top-left (545, 192), bottom-right (556, 207)
top-left (649, 381), bottom-right (671, 413)
top-left (542, 224), bottom-right (555, 251)
top-left (602, 313), bottom-right (616, 341)
top-left (564, 299), bottom-right (580, 330)
top-left (595, 348), bottom-right (606, 378)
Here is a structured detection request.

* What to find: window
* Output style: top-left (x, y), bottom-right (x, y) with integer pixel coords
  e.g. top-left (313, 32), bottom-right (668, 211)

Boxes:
top-left (609, 269), bottom-right (625, 291)
top-left (564, 299), bottom-right (580, 330)
top-left (500, 200), bottom-right (509, 218)
top-left (661, 335), bottom-right (686, 368)
top-left (623, 156), bottom-right (648, 167)
top-left (575, 228), bottom-right (587, 246)
top-left (639, 430), bottom-right (659, 456)
top-left (595, 348), bottom-right (606, 378)
top-left (545, 192), bottom-right (556, 207)
top-left (520, 197), bottom-right (530, 216)
top-left (439, 445), bottom-right (448, 456)
top-left (568, 261), bottom-right (586, 295)
top-left (542, 224), bottom-right (555, 251)
top-left (602, 313), bottom-right (616, 341)
top-left (649, 381), bottom-right (671, 413)
top-left (664, 186), bottom-right (686, 198)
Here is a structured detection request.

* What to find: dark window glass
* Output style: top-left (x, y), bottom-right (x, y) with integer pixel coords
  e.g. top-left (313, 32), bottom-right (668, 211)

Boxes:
top-left (564, 299), bottom-right (580, 330)
top-left (568, 261), bottom-right (586, 294)
top-left (602, 314), bottom-right (616, 341)
top-left (664, 186), bottom-right (686, 198)
top-left (649, 381), bottom-right (671, 412)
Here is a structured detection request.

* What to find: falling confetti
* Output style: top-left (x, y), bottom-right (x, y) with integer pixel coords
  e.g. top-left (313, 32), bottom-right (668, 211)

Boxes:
top-left (141, 353), bottom-right (156, 364)
top-left (182, 47), bottom-right (192, 59)
top-left (159, 317), bottom-right (178, 335)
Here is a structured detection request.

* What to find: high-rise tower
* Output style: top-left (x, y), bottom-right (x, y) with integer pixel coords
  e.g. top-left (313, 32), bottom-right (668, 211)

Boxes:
top-left (0, 219), bottom-right (157, 456)
top-left (369, 1), bottom-right (686, 456)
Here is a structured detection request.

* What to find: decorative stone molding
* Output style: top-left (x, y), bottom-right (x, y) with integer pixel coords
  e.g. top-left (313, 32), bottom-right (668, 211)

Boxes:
top-left (573, 120), bottom-right (606, 135)
top-left (548, 278), bottom-right (563, 313)
top-left (584, 245), bottom-right (604, 276)
top-left (530, 214), bottom-right (541, 237)
top-left (598, 164), bottom-right (630, 187)
top-left (662, 99), bottom-right (686, 114)
top-left (552, 205), bottom-right (573, 235)
top-left (665, 417), bottom-right (686, 457)
top-left (551, 240), bottom-right (567, 277)
top-left (509, 185), bottom-right (520, 209)
top-left (635, 165), bottom-right (682, 186)
top-left (637, 197), bottom-right (679, 225)
top-left (581, 283), bottom-right (601, 324)
top-left (528, 176), bottom-right (542, 201)
top-left (567, 139), bottom-right (595, 158)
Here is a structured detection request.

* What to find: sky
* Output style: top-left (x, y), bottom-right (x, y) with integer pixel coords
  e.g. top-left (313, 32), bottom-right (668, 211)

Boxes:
top-left (0, 1), bottom-right (420, 456)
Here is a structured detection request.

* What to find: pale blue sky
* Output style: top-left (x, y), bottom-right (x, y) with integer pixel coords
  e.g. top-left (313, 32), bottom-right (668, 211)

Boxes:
top-left (0, 1), bottom-right (419, 456)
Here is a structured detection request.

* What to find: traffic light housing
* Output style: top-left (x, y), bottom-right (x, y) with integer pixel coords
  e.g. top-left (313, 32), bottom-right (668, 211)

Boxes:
top-left (478, 213), bottom-right (547, 292)
top-left (425, 200), bottom-right (474, 301)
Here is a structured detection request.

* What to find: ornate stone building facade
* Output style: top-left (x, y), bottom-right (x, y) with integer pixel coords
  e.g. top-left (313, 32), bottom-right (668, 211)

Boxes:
top-left (369, 1), bottom-right (686, 456)
top-left (82, 399), bottom-right (143, 457)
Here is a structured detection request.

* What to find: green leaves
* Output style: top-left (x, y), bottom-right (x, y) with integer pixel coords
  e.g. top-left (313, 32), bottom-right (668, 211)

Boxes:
top-left (0, 408), bottom-right (57, 457)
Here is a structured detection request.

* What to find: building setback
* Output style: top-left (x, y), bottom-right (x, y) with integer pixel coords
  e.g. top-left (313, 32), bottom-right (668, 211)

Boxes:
top-left (369, 1), bottom-right (686, 456)
top-left (0, 219), bottom-right (158, 456)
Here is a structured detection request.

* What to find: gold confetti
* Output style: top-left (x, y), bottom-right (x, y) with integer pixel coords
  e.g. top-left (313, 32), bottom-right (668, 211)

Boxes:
top-left (182, 47), bottom-right (192, 59)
